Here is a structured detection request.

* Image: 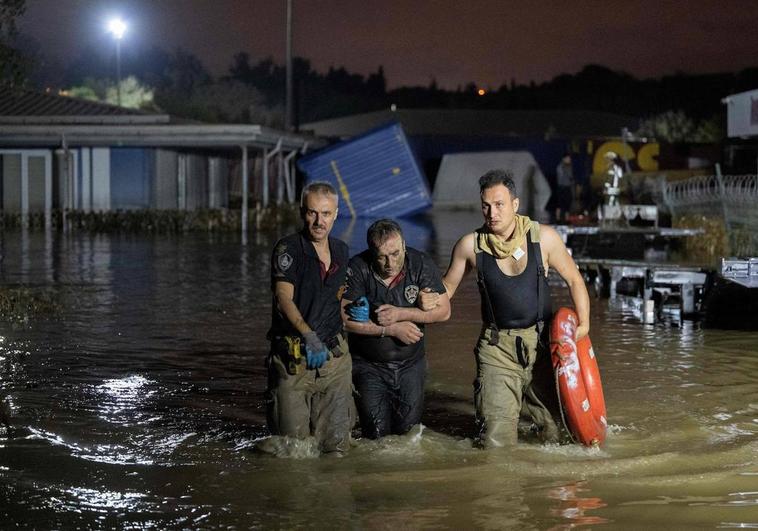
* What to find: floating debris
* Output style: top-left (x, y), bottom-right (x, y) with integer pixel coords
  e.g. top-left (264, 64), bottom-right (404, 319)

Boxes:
top-left (0, 206), bottom-right (301, 234)
top-left (673, 214), bottom-right (728, 263)
top-left (0, 286), bottom-right (62, 322)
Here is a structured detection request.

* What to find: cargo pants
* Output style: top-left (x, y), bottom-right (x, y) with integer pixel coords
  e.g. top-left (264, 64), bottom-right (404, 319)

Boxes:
top-left (266, 334), bottom-right (355, 455)
top-left (474, 325), bottom-right (561, 447)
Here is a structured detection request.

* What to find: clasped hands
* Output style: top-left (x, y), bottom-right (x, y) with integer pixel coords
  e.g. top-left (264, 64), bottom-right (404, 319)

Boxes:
top-left (347, 296), bottom-right (422, 345)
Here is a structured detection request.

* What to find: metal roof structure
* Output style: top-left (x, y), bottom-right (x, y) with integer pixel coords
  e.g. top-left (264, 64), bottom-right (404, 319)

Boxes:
top-left (0, 123), bottom-right (319, 151)
top-left (301, 108), bottom-right (639, 139)
top-left (0, 87), bottom-right (320, 151)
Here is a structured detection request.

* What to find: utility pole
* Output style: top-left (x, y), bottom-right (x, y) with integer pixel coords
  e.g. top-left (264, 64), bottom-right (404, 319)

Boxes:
top-left (285, 0), bottom-right (294, 131)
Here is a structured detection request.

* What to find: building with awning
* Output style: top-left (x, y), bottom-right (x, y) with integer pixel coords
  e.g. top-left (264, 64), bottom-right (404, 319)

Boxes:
top-left (0, 87), bottom-right (322, 227)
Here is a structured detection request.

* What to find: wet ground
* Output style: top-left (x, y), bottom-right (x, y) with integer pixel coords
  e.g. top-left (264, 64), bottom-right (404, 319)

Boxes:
top-left (1, 212), bottom-right (757, 528)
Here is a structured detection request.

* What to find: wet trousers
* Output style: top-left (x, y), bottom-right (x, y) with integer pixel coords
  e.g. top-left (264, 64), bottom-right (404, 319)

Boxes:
top-left (352, 355), bottom-right (426, 439)
top-left (474, 326), bottom-right (560, 447)
top-left (266, 334), bottom-right (354, 454)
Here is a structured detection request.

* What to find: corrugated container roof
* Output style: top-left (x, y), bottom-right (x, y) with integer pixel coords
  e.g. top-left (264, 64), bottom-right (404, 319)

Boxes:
top-left (298, 122), bottom-right (431, 219)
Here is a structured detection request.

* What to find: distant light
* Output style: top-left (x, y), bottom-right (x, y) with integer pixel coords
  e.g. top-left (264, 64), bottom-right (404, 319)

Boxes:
top-left (390, 103), bottom-right (397, 112)
top-left (107, 18), bottom-right (127, 40)
top-left (477, 88), bottom-right (486, 96)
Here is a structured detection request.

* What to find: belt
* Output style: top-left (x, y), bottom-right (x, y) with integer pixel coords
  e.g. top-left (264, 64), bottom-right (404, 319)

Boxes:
top-left (324, 332), bottom-right (345, 351)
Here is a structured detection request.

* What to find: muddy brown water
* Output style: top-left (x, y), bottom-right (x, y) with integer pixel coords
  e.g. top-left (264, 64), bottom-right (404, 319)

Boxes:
top-left (1, 211), bottom-right (756, 529)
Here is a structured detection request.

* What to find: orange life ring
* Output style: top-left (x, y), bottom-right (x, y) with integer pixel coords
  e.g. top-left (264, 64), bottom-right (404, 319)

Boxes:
top-left (550, 307), bottom-right (607, 446)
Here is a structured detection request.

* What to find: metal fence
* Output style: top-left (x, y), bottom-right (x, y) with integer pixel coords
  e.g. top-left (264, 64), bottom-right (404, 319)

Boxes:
top-left (662, 174), bottom-right (758, 255)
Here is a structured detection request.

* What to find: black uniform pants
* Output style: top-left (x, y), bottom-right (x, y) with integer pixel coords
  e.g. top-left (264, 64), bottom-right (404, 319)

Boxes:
top-left (352, 355), bottom-right (426, 439)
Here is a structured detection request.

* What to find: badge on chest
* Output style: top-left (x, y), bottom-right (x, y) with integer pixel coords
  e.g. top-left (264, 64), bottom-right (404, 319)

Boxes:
top-left (404, 284), bottom-right (419, 304)
top-left (512, 247), bottom-right (525, 261)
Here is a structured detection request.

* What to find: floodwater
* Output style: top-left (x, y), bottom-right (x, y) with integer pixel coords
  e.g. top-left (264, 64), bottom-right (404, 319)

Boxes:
top-left (1, 211), bottom-right (757, 529)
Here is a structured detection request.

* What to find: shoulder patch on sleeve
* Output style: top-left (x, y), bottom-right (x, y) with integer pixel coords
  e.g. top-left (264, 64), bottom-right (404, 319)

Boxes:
top-left (277, 252), bottom-right (294, 271)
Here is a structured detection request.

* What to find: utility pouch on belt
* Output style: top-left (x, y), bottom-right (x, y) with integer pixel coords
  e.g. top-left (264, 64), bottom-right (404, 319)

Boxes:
top-left (283, 336), bottom-right (303, 375)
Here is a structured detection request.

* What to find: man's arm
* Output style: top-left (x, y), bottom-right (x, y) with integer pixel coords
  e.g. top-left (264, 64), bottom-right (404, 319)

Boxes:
top-left (341, 297), bottom-right (382, 336)
top-left (441, 233), bottom-right (475, 299)
top-left (342, 298), bottom-right (423, 345)
top-left (375, 293), bottom-right (451, 325)
top-left (419, 233), bottom-right (475, 310)
top-left (541, 225), bottom-right (591, 339)
top-left (274, 281), bottom-right (311, 335)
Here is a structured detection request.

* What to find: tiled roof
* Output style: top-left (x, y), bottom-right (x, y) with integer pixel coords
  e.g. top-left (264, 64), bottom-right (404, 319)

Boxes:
top-left (0, 86), bottom-right (149, 117)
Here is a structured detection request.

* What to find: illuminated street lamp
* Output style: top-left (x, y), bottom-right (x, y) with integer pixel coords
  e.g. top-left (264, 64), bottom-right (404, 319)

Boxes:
top-left (107, 18), bottom-right (127, 106)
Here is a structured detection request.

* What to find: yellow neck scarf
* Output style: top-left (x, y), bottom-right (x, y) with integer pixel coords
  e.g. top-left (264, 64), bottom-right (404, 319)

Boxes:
top-left (476, 214), bottom-right (533, 259)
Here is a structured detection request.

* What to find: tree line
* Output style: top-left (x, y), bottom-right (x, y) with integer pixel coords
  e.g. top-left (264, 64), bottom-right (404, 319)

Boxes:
top-left (3, 5), bottom-right (758, 140)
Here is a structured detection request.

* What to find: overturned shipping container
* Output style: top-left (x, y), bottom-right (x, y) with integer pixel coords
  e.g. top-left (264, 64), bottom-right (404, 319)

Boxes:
top-left (297, 122), bottom-right (431, 218)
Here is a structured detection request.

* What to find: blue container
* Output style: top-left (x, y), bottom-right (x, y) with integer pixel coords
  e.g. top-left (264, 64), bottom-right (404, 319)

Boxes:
top-left (297, 122), bottom-right (431, 218)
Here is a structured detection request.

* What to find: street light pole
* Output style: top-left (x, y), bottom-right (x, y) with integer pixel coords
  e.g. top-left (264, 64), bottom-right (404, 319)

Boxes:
top-left (107, 18), bottom-right (127, 107)
top-left (115, 37), bottom-right (122, 106)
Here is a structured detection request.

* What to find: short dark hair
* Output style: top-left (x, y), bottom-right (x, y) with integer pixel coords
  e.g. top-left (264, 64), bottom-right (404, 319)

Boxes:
top-left (300, 181), bottom-right (338, 207)
top-left (367, 218), bottom-right (403, 250)
top-left (479, 169), bottom-right (517, 199)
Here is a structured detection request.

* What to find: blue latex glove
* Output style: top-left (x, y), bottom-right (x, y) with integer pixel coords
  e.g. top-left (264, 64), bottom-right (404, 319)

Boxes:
top-left (303, 331), bottom-right (328, 369)
top-left (347, 296), bottom-right (370, 322)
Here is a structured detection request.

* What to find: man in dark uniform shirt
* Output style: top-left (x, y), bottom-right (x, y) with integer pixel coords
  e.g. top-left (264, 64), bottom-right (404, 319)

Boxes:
top-left (267, 181), bottom-right (353, 455)
top-left (341, 219), bottom-right (450, 439)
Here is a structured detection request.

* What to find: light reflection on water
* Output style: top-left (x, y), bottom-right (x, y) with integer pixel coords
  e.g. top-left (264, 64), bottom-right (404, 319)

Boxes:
top-left (0, 214), bottom-right (757, 528)
top-left (95, 375), bottom-right (156, 423)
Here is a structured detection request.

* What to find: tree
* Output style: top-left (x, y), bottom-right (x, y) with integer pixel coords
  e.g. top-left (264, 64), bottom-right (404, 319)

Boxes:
top-left (187, 79), bottom-right (282, 125)
top-left (65, 76), bottom-right (157, 110)
top-left (0, 0), bottom-right (29, 86)
top-left (157, 48), bottom-right (211, 97)
top-left (105, 77), bottom-right (155, 109)
top-left (637, 110), bottom-right (723, 143)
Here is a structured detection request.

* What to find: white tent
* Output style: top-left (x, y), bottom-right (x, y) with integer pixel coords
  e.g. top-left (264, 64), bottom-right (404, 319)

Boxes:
top-left (433, 151), bottom-right (552, 222)
top-left (723, 88), bottom-right (758, 138)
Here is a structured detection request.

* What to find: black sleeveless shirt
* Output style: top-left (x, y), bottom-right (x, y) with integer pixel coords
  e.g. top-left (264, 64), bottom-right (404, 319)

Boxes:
top-left (476, 231), bottom-right (552, 329)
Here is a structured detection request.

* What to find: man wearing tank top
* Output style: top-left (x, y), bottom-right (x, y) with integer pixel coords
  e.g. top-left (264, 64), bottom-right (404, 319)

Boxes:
top-left (421, 169), bottom-right (590, 447)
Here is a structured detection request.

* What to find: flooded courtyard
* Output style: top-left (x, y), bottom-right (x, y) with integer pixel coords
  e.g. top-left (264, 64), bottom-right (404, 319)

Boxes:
top-left (1, 210), bottom-right (757, 528)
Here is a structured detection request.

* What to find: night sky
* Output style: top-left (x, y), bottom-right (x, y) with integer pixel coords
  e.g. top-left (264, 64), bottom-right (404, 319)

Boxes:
top-left (19, 0), bottom-right (758, 89)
